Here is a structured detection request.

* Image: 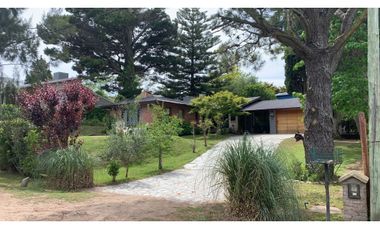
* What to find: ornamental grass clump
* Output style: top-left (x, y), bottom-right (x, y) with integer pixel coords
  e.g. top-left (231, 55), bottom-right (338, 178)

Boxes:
top-left (38, 146), bottom-right (94, 191)
top-left (214, 135), bottom-right (301, 221)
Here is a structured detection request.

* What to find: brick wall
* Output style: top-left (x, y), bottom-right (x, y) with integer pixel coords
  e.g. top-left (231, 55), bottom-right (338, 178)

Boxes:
top-left (139, 101), bottom-right (197, 124)
top-left (342, 178), bottom-right (368, 221)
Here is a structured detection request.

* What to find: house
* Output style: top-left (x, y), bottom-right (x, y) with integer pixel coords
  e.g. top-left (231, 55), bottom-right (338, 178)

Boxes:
top-left (231, 93), bottom-right (304, 134)
top-left (118, 91), bottom-right (197, 126)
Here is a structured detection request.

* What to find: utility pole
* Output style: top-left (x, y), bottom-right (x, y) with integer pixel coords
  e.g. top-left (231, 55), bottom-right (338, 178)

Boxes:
top-left (368, 8), bottom-right (380, 221)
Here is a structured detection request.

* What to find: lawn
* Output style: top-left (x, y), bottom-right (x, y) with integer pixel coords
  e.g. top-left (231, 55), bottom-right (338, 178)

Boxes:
top-left (80, 134), bottom-right (229, 185)
top-left (276, 137), bottom-right (363, 221)
top-left (277, 138), bottom-right (362, 175)
top-left (0, 134), bottom-right (230, 197)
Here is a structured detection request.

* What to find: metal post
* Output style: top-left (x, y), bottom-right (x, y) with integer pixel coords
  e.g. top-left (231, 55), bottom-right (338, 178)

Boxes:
top-left (324, 163), bottom-right (331, 221)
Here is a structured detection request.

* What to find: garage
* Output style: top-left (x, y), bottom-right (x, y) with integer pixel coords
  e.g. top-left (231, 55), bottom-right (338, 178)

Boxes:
top-left (240, 97), bottom-right (305, 134)
top-left (276, 109), bottom-right (304, 134)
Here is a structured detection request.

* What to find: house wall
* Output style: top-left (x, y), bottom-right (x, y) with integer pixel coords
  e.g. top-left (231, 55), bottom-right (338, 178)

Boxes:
top-left (139, 102), bottom-right (197, 124)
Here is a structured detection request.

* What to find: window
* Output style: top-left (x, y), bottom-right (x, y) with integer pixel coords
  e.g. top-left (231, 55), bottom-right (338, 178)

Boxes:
top-left (178, 109), bottom-right (184, 119)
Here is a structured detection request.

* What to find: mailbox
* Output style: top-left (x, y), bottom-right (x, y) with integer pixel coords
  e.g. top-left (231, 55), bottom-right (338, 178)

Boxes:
top-left (339, 171), bottom-right (369, 221)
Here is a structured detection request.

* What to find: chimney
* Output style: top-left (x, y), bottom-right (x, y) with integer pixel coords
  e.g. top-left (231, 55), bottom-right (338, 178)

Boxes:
top-left (53, 72), bottom-right (69, 80)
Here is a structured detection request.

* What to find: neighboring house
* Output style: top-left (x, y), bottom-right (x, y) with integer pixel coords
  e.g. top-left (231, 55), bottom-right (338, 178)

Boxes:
top-left (231, 93), bottom-right (305, 134)
top-left (118, 91), bottom-right (197, 126)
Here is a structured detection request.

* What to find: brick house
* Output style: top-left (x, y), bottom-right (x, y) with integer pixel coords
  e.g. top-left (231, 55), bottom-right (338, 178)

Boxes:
top-left (118, 92), bottom-right (197, 126)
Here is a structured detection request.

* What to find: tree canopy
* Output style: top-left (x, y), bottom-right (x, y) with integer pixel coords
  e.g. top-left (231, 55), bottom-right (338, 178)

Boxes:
top-left (38, 8), bottom-right (177, 98)
top-left (158, 8), bottom-right (220, 98)
top-left (0, 8), bottom-right (38, 67)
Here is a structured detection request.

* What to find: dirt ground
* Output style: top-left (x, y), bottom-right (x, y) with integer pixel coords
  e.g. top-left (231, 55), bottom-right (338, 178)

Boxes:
top-left (0, 188), bottom-right (227, 221)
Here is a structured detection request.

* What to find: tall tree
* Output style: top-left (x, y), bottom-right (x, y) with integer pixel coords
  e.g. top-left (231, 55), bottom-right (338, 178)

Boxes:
top-left (25, 57), bottom-right (52, 85)
top-left (218, 9), bottom-right (367, 162)
top-left (158, 8), bottom-right (220, 98)
top-left (0, 8), bottom-right (38, 66)
top-left (37, 8), bottom-right (176, 98)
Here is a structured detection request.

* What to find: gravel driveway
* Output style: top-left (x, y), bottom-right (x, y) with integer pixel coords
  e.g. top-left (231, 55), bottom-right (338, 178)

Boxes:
top-left (100, 134), bottom-right (292, 203)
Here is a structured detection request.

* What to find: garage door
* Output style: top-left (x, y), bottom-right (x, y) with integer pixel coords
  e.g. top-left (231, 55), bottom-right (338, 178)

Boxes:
top-left (276, 109), bottom-right (304, 134)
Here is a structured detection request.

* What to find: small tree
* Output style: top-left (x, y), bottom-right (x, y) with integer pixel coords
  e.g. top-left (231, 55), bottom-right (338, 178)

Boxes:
top-left (147, 105), bottom-right (182, 170)
top-left (17, 80), bottom-right (97, 149)
top-left (105, 121), bottom-right (148, 178)
top-left (107, 160), bottom-right (121, 183)
top-left (198, 118), bottom-right (213, 147)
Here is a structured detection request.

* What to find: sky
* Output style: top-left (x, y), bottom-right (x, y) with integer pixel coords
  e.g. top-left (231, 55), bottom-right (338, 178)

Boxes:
top-left (2, 8), bottom-right (286, 87)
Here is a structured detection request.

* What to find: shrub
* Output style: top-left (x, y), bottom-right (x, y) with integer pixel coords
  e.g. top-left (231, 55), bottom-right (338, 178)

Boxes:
top-left (179, 121), bottom-right (193, 136)
top-left (17, 80), bottom-right (97, 149)
top-left (214, 135), bottom-right (300, 221)
top-left (0, 105), bottom-right (40, 175)
top-left (107, 160), bottom-right (121, 182)
top-left (38, 146), bottom-right (94, 190)
top-left (290, 160), bottom-right (309, 181)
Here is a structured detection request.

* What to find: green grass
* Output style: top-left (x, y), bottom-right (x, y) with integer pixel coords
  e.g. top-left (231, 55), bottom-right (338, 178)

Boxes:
top-left (277, 138), bottom-right (362, 175)
top-left (79, 125), bottom-right (107, 136)
top-left (0, 171), bottom-right (93, 202)
top-left (92, 134), bottom-right (229, 185)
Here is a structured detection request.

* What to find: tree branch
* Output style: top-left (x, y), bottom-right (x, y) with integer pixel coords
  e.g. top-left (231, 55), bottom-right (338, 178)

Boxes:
top-left (331, 9), bottom-right (367, 53)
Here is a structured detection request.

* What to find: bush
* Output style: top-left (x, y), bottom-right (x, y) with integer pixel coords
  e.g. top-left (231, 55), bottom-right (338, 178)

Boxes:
top-left (179, 121), bottom-right (192, 136)
top-left (214, 135), bottom-right (300, 221)
top-left (38, 146), bottom-right (94, 190)
top-left (290, 160), bottom-right (309, 181)
top-left (0, 105), bottom-right (40, 175)
top-left (107, 160), bottom-right (121, 182)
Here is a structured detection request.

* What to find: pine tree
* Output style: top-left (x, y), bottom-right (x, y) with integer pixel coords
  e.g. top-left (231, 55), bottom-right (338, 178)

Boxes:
top-left (159, 8), bottom-right (220, 98)
top-left (25, 57), bottom-right (52, 85)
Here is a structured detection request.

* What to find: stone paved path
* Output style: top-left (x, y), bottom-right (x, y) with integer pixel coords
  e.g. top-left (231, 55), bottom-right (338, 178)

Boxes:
top-left (100, 134), bottom-right (292, 203)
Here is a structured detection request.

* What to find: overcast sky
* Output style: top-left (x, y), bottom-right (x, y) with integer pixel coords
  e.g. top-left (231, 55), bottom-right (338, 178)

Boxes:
top-left (2, 8), bottom-right (286, 86)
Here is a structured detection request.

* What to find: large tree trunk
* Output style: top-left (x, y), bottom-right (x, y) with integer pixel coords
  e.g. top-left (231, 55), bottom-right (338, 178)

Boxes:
top-left (303, 55), bottom-right (334, 164)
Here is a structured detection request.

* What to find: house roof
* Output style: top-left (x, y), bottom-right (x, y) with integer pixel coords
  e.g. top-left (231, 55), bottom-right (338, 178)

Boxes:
top-left (242, 98), bottom-right (302, 111)
top-left (119, 95), bottom-right (194, 106)
top-left (19, 77), bottom-right (79, 88)
top-left (95, 96), bottom-right (116, 108)
top-left (339, 171), bottom-right (369, 184)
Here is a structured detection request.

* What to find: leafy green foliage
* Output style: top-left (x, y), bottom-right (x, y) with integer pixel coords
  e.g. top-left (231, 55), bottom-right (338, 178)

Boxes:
top-left (191, 91), bottom-right (248, 134)
top-left (106, 160), bottom-right (121, 182)
top-left (24, 57), bottom-right (52, 85)
top-left (211, 68), bottom-right (276, 99)
top-left (0, 105), bottom-right (40, 175)
top-left (104, 122), bottom-right (149, 178)
top-left (158, 8), bottom-right (220, 98)
top-left (38, 146), bottom-right (94, 190)
top-left (284, 50), bottom-right (307, 94)
top-left (214, 135), bottom-right (300, 220)
top-left (38, 8), bottom-right (176, 98)
top-left (332, 20), bottom-right (367, 122)
top-left (147, 105), bottom-right (182, 170)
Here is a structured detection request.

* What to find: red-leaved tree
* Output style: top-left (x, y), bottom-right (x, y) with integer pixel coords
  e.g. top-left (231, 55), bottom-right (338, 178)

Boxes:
top-left (18, 80), bottom-right (97, 149)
